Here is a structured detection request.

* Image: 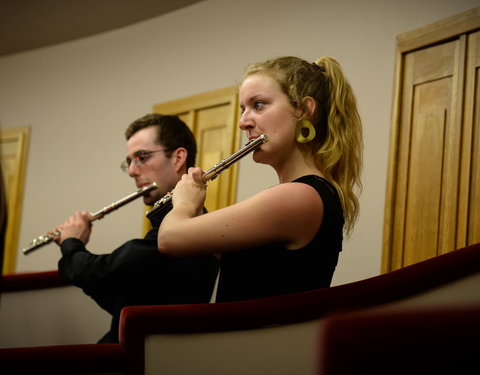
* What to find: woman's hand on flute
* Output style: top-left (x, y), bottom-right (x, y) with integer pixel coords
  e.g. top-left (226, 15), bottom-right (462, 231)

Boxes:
top-left (172, 167), bottom-right (206, 217)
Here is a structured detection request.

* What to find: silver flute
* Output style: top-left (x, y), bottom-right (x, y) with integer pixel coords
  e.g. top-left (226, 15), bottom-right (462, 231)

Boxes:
top-left (22, 183), bottom-right (158, 255)
top-left (146, 134), bottom-right (268, 219)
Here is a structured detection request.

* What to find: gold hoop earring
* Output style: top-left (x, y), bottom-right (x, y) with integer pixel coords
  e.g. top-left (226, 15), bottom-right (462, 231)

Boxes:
top-left (295, 119), bottom-right (316, 143)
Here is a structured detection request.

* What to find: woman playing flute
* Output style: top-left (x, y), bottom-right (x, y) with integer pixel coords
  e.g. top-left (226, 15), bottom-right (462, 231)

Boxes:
top-left (158, 56), bottom-right (363, 302)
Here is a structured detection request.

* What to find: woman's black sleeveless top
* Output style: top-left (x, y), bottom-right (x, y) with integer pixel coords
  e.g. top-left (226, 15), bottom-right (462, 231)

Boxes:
top-left (216, 175), bottom-right (344, 302)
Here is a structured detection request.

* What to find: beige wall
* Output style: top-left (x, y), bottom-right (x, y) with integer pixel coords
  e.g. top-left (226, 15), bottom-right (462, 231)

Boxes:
top-left (0, 0), bottom-right (477, 286)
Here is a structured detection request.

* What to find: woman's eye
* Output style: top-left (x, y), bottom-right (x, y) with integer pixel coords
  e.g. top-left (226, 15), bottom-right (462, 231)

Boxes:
top-left (254, 101), bottom-right (265, 110)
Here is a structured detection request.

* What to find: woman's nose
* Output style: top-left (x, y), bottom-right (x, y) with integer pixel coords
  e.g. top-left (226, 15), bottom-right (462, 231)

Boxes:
top-left (239, 110), bottom-right (254, 131)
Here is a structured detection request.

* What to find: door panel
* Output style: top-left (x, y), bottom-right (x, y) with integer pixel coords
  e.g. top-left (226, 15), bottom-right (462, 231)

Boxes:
top-left (392, 40), bottom-right (459, 268)
top-left (153, 86), bottom-right (240, 213)
top-left (462, 31), bottom-right (480, 246)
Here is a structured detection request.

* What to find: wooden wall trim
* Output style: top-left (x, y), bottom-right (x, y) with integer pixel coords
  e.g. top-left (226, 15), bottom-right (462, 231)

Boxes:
top-left (397, 6), bottom-right (480, 52)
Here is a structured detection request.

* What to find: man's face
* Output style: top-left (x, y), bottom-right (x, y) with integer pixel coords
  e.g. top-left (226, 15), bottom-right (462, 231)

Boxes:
top-left (125, 126), bottom-right (181, 206)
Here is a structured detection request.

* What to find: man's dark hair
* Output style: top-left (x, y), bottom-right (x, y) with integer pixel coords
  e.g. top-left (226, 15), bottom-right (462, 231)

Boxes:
top-left (125, 114), bottom-right (197, 168)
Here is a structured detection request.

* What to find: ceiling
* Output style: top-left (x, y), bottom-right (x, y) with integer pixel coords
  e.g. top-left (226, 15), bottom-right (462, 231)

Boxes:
top-left (0, 0), bottom-right (204, 57)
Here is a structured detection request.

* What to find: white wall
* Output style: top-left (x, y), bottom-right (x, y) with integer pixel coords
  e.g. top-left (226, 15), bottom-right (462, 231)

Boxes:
top-left (0, 0), bottom-right (477, 286)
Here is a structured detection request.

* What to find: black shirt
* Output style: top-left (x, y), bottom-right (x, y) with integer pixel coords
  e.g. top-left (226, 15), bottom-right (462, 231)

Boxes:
top-left (216, 175), bottom-right (343, 302)
top-left (58, 207), bottom-right (219, 343)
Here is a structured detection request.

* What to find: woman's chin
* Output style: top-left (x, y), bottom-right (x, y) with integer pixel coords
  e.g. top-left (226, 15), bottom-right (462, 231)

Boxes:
top-left (252, 151), bottom-right (268, 165)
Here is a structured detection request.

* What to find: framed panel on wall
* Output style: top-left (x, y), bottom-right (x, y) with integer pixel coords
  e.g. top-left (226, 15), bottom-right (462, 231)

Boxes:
top-left (1, 126), bottom-right (30, 275)
top-left (153, 86), bottom-right (241, 213)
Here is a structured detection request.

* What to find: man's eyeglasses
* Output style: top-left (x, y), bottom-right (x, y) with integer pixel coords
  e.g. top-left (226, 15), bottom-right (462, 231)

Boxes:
top-left (120, 149), bottom-right (172, 173)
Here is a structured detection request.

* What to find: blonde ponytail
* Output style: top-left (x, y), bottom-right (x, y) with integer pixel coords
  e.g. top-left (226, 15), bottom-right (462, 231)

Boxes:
top-left (314, 57), bottom-right (363, 234)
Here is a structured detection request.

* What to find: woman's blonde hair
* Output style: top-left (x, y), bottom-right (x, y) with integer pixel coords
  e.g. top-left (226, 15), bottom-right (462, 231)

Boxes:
top-left (243, 56), bottom-right (363, 234)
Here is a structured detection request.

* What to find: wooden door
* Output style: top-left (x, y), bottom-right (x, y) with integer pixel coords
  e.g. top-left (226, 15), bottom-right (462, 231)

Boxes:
top-left (1, 126), bottom-right (30, 274)
top-left (382, 8), bottom-right (480, 272)
top-left (460, 30), bottom-right (480, 246)
top-left (153, 86), bottom-right (241, 212)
